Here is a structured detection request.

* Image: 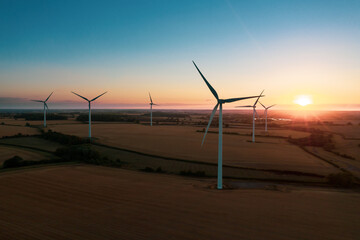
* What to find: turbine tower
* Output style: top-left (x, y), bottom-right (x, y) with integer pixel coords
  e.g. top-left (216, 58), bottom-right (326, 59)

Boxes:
top-left (236, 90), bottom-right (264, 143)
top-left (259, 102), bottom-right (276, 132)
top-left (149, 92), bottom-right (158, 126)
top-left (71, 91), bottom-right (107, 139)
top-left (193, 61), bottom-right (262, 190)
top-left (31, 92), bottom-right (53, 127)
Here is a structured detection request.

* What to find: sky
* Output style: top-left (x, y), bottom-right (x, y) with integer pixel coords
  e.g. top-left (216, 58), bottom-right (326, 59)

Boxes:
top-left (0, 0), bottom-right (359, 110)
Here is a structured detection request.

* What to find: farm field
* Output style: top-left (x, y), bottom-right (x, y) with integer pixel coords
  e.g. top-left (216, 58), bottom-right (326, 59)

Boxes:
top-left (0, 118), bottom-right (79, 126)
top-left (227, 127), bottom-right (311, 138)
top-left (91, 144), bottom-right (326, 183)
top-left (0, 137), bottom-right (63, 152)
top-left (304, 146), bottom-right (360, 179)
top-left (316, 125), bottom-right (360, 139)
top-left (0, 135), bottom-right (327, 183)
top-left (0, 165), bottom-right (359, 240)
top-left (0, 146), bottom-right (53, 165)
top-left (331, 135), bottom-right (360, 161)
top-left (0, 125), bottom-right (38, 137)
top-left (49, 123), bottom-right (338, 175)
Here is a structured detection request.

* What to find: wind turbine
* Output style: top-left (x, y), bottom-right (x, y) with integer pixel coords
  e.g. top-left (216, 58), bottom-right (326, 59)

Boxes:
top-left (236, 90), bottom-right (264, 143)
top-left (31, 92), bottom-right (53, 127)
top-left (259, 102), bottom-right (276, 132)
top-left (149, 92), bottom-right (158, 126)
top-left (71, 91), bottom-right (107, 139)
top-left (193, 61), bottom-right (263, 190)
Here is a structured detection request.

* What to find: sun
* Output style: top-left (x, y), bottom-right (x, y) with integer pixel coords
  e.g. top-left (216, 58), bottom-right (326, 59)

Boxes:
top-left (294, 95), bottom-right (312, 106)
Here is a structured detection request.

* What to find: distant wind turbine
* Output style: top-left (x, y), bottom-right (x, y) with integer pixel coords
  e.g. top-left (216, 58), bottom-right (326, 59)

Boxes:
top-left (71, 91), bottom-right (107, 139)
top-left (149, 92), bottom-right (158, 126)
top-left (236, 90), bottom-right (264, 143)
top-left (193, 61), bottom-right (262, 190)
top-left (31, 92), bottom-right (53, 127)
top-left (259, 102), bottom-right (276, 132)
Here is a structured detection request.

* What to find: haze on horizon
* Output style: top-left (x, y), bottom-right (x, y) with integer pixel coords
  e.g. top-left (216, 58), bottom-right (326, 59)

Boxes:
top-left (0, 0), bottom-right (359, 110)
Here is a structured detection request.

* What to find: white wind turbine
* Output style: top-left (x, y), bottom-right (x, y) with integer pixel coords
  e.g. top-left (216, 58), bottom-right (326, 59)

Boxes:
top-left (259, 102), bottom-right (276, 132)
top-left (71, 91), bottom-right (107, 139)
top-left (193, 61), bottom-right (263, 190)
top-left (149, 92), bottom-right (158, 126)
top-left (31, 92), bottom-right (53, 127)
top-left (236, 90), bottom-right (264, 143)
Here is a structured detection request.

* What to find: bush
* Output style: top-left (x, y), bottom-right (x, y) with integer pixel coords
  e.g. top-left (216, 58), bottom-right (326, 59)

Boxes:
top-left (156, 167), bottom-right (165, 173)
top-left (142, 167), bottom-right (154, 172)
top-left (288, 132), bottom-right (334, 150)
top-left (14, 113), bottom-right (67, 121)
top-left (76, 114), bottom-right (137, 122)
top-left (55, 145), bottom-right (101, 164)
top-left (54, 145), bottom-right (123, 167)
top-left (3, 156), bottom-right (23, 168)
top-left (141, 166), bottom-right (166, 173)
top-left (41, 130), bottom-right (86, 145)
top-left (179, 170), bottom-right (206, 177)
top-left (327, 173), bottom-right (355, 188)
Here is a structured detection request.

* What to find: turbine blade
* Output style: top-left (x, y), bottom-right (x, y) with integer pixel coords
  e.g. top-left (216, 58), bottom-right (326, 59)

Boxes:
top-left (71, 92), bottom-right (89, 101)
top-left (201, 103), bottom-right (219, 146)
top-left (31, 100), bottom-right (43, 102)
top-left (254, 90), bottom-right (264, 105)
top-left (91, 91), bottom-right (108, 102)
top-left (44, 102), bottom-right (49, 110)
top-left (149, 92), bottom-right (153, 103)
top-left (268, 104), bottom-right (276, 109)
top-left (259, 101), bottom-right (266, 109)
top-left (45, 91), bottom-right (53, 102)
top-left (192, 61), bottom-right (219, 100)
top-left (235, 105), bottom-right (253, 108)
top-left (153, 104), bottom-right (159, 106)
top-left (224, 95), bottom-right (260, 103)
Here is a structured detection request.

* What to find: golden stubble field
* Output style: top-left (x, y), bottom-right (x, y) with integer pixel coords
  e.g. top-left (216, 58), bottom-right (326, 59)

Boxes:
top-left (0, 165), bottom-right (359, 240)
top-left (48, 123), bottom-right (337, 175)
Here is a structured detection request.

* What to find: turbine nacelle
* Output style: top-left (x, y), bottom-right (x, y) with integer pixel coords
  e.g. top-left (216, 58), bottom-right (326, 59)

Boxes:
top-left (30, 91), bottom-right (53, 128)
top-left (71, 91), bottom-right (107, 103)
top-left (71, 91), bottom-right (108, 139)
top-left (260, 102), bottom-right (276, 110)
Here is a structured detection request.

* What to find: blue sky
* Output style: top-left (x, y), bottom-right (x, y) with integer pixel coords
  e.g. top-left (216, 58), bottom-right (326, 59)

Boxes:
top-left (0, 0), bottom-right (359, 109)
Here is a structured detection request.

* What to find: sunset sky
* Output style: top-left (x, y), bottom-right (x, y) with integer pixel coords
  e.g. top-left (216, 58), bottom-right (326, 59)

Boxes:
top-left (0, 0), bottom-right (359, 110)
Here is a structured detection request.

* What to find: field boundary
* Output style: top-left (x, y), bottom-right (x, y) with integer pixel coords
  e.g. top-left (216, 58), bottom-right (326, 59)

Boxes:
top-left (92, 141), bottom-right (325, 178)
top-left (0, 142), bottom-right (54, 154)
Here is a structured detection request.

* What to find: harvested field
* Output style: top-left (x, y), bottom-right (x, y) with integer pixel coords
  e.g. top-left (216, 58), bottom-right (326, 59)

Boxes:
top-left (0, 137), bottom-right (63, 152)
top-left (317, 125), bottom-right (360, 139)
top-left (228, 127), bottom-right (311, 138)
top-left (331, 135), bottom-right (360, 161)
top-left (0, 125), bottom-right (38, 137)
top-left (49, 124), bottom-right (338, 175)
top-left (0, 165), bottom-right (359, 240)
top-left (92, 145), bottom-right (326, 183)
top-left (0, 118), bottom-right (79, 126)
top-left (304, 146), bottom-right (360, 179)
top-left (0, 146), bottom-right (52, 165)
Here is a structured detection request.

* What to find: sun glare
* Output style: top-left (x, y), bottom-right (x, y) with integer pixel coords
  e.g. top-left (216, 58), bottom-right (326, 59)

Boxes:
top-left (294, 95), bottom-right (312, 106)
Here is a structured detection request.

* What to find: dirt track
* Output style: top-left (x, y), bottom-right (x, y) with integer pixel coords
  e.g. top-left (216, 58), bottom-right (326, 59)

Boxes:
top-left (0, 165), bottom-right (359, 240)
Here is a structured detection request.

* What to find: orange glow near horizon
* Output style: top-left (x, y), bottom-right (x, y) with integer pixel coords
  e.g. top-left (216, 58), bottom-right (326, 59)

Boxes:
top-left (294, 95), bottom-right (313, 107)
